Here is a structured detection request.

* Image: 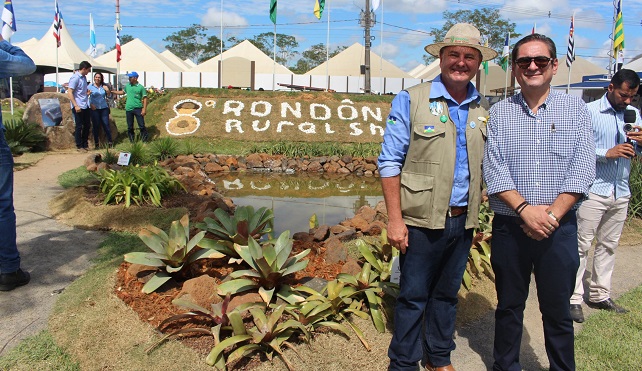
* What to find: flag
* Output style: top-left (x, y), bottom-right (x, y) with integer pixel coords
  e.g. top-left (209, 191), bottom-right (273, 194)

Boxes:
top-left (531, 23), bottom-right (536, 34)
top-left (566, 16), bottom-right (575, 68)
top-left (481, 36), bottom-right (489, 75)
top-left (1, 0), bottom-right (16, 40)
top-left (613, 0), bottom-right (624, 56)
top-left (53, 0), bottom-right (62, 47)
top-left (269, 0), bottom-right (277, 24)
top-left (89, 13), bottom-right (96, 57)
top-left (372, 0), bottom-right (380, 11)
top-left (501, 34), bottom-right (509, 71)
top-left (116, 29), bottom-right (122, 62)
top-left (313, 0), bottom-right (325, 20)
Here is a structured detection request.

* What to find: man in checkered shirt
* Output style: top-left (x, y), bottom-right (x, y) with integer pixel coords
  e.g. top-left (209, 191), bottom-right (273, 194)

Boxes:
top-left (483, 34), bottom-right (595, 371)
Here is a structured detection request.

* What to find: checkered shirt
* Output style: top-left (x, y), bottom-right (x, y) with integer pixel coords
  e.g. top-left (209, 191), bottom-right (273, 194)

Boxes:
top-left (483, 89), bottom-right (596, 216)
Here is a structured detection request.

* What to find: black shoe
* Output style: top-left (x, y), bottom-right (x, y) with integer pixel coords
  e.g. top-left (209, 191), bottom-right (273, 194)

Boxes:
top-left (570, 304), bottom-right (585, 323)
top-left (586, 298), bottom-right (629, 313)
top-left (0, 268), bottom-right (31, 291)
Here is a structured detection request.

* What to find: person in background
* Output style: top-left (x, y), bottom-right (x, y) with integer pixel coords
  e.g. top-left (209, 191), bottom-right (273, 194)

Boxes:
top-left (569, 69), bottom-right (641, 323)
top-left (88, 72), bottom-right (113, 148)
top-left (483, 33), bottom-right (595, 370)
top-left (112, 71), bottom-right (149, 142)
top-left (378, 23), bottom-right (497, 371)
top-left (67, 61), bottom-right (92, 151)
top-left (0, 35), bottom-right (37, 291)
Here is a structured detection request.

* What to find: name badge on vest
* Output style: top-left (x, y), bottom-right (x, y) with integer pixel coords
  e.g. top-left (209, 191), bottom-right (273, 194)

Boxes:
top-left (429, 101), bottom-right (443, 116)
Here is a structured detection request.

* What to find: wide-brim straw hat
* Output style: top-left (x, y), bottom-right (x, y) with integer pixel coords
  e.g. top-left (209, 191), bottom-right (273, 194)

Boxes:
top-left (424, 23), bottom-right (498, 62)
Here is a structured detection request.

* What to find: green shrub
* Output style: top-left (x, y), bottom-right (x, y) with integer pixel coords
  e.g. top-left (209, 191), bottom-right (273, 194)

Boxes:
top-left (181, 139), bottom-right (201, 155)
top-left (149, 137), bottom-right (179, 161)
top-left (3, 118), bottom-right (46, 155)
top-left (96, 163), bottom-right (185, 208)
top-left (122, 140), bottom-right (148, 165)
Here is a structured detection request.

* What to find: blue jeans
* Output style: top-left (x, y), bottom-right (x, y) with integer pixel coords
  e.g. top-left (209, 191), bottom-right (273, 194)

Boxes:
top-left (491, 213), bottom-right (579, 371)
top-left (126, 108), bottom-right (149, 142)
top-left (388, 214), bottom-right (473, 371)
top-left (0, 128), bottom-right (20, 273)
top-left (90, 108), bottom-right (112, 146)
top-left (73, 108), bottom-right (91, 149)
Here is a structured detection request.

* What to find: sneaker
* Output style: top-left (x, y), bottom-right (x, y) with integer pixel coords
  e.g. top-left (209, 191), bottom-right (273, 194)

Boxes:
top-left (0, 268), bottom-right (31, 291)
top-left (570, 304), bottom-right (584, 323)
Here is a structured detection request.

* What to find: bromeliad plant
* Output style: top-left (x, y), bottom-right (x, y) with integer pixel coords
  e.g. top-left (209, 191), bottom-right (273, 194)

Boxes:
top-left (196, 206), bottom-right (274, 260)
top-left (124, 214), bottom-right (224, 293)
top-left (355, 229), bottom-right (400, 282)
top-left (97, 163), bottom-right (185, 208)
top-left (217, 231), bottom-right (310, 303)
top-left (462, 201), bottom-right (494, 290)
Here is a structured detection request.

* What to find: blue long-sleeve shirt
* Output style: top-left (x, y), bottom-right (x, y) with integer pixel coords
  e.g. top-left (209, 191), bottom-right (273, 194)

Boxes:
top-left (377, 75), bottom-right (480, 207)
top-left (586, 93), bottom-right (642, 199)
top-left (0, 40), bottom-right (36, 130)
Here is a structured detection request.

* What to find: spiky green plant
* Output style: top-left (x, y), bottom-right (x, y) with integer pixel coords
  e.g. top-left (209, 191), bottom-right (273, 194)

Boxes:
top-left (149, 137), bottom-right (179, 161)
top-left (123, 140), bottom-right (148, 165)
top-left (181, 139), bottom-right (201, 155)
top-left (462, 201), bottom-right (494, 290)
top-left (3, 118), bottom-right (46, 155)
top-left (123, 214), bottom-right (222, 293)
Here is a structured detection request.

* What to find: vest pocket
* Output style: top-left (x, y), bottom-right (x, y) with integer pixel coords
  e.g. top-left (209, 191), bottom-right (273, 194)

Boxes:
top-left (400, 172), bottom-right (435, 221)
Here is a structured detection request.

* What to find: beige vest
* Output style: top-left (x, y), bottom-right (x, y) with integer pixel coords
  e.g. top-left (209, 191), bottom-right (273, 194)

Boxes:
top-left (400, 82), bottom-right (489, 229)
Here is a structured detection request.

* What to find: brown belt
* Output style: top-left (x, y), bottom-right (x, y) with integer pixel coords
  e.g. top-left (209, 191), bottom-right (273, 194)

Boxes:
top-left (447, 206), bottom-right (467, 217)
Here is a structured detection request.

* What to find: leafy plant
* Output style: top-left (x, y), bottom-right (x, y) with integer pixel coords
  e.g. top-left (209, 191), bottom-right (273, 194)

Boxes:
top-left (123, 214), bottom-right (221, 293)
top-left (101, 148), bottom-right (118, 165)
top-left (197, 206), bottom-right (274, 260)
top-left (355, 229), bottom-right (399, 282)
top-left (123, 140), bottom-right (148, 165)
top-left (181, 139), bottom-right (201, 155)
top-left (149, 137), bottom-right (179, 161)
top-left (97, 163), bottom-right (184, 207)
top-left (3, 118), bottom-right (46, 155)
top-left (462, 201), bottom-right (494, 290)
top-left (629, 157), bottom-right (642, 219)
top-left (206, 304), bottom-right (309, 371)
top-left (217, 231), bottom-right (310, 303)
top-left (337, 263), bottom-right (389, 333)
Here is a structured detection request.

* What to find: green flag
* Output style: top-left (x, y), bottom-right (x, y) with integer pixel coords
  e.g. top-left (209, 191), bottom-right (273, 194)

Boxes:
top-left (270, 0), bottom-right (277, 24)
top-left (314, 0), bottom-right (325, 20)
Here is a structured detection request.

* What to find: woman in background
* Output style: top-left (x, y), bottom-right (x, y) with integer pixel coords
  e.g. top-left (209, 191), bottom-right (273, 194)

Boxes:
top-left (88, 72), bottom-right (113, 148)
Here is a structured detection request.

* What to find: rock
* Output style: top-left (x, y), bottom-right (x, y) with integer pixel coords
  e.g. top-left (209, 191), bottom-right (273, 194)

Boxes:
top-left (228, 292), bottom-right (263, 311)
top-left (365, 220), bottom-right (387, 236)
top-left (204, 162), bottom-right (224, 173)
top-left (84, 153), bottom-right (102, 167)
top-left (126, 264), bottom-right (157, 284)
top-left (313, 225), bottom-right (330, 241)
top-left (96, 162), bottom-right (108, 171)
top-left (86, 163), bottom-right (98, 172)
top-left (292, 232), bottom-right (314, 242)
top-left (298, 277), bottom-right (328, 293)
top-left (307, 161), bottom-right (322, 172)
top-left (340, 258), bottom-right (362, 276)
top-left (334, 228), bottom-right (357, 242)
top-left (324, 237), bottom-right (347, 264)
top-left (175, 275), bottom-right (222, 309)
top-left (245, 153), bottom-right (263, 168)
top-left (349, 215), bottom-right (370, 232)
top-left (330, 225), bottom-right (349, 235)
top-left (357, 206), bottom-right (377, 223)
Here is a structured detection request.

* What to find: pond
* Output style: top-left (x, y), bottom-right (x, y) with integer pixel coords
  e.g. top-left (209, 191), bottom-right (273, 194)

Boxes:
top-left (209, 172), bottom-right (383, 235)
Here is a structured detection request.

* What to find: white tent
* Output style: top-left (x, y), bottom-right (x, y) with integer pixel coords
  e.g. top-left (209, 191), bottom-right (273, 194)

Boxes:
top-left (413, 59), bottom-right (441, 80)
top-left (407, 63), bottom-right (427, 78)
top-left (160, 50), bottom-right (192, 71)
top-left (550, 56), bottom-right (608, 87)
top-left (183, 58), bottom-right (197, 68)
top-left (306, 43), bottom-right (411, 78)
top-left (623, 54), bottom-right (642, 72)
top-left (20, 20), bottom-right (111, 74)
top-left (190, 40), bottom-right (292, 74)
top-left (14, 37), bottom-right (38, 48)
top-left (95, 38), bottom-right (185, 72)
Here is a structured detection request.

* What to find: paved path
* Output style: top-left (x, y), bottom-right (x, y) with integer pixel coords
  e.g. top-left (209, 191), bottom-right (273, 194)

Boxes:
top-left (0, 153), bottom-right (104, 356)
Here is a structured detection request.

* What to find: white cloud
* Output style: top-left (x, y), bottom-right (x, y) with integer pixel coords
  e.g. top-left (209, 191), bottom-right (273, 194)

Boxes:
top-left (373, 41), bottom-right (399, 59)
top-left (201, 7), bottom-right (248, 28)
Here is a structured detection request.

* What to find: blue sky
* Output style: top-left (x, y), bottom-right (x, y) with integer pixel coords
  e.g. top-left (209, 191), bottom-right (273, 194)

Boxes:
top-left (8, 0), bottom-right (642, 72)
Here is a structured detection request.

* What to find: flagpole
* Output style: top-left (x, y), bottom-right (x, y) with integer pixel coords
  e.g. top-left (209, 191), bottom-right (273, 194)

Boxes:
top-left (503, 66), bottom-right (509, 99)
top-left (273, 23), bottom-right (276, 91)
top-left (219, 0), bottom-right (223, 89)
top-left (379, 0), bottom-right (383, 94)
top-left (115, 0), bottom-right (121, 90)
top-left (325, 0), bottom-right (330, 90)
top-left (2, 0), bottom-right (16, 115)
top-left (566, 13), bottom-right (575, 94)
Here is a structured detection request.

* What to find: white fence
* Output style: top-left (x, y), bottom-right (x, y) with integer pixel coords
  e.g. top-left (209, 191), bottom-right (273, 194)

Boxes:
top-left (46, 71), bottom-right (428, 95)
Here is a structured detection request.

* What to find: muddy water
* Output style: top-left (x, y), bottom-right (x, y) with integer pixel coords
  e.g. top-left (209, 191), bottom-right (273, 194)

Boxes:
top-left (208, 172), bottom-right (383, 235)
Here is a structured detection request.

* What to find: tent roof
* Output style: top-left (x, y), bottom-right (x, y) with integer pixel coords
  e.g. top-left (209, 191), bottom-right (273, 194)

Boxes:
top-left (14, 38), bottom-right (38, 48)
top-left (95, 38), bottom-right (185, 72)
top-left (20, 20), bottom-right (112, 74)
top-left (160, 50), bottom-right (193, 70)
top-left (189, 40), bottom-right (292, 74)
top-left (407, 63), bottom-right (427, 78)
top-left (183, 58), bottom-right (197, 67)
top-left (550, 57), bottom-right (607, 86)
top-left (624, 56), bottom-right (642, 72)
top-left (305, 43), bottom-right (411, 78)
top-left (413, 59), bottom-right (441, 80)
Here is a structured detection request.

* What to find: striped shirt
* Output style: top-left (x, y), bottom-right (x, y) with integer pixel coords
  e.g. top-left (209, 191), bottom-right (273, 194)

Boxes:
top-left (483, 89), bottom-right (596, 216)
top-left (586, 94), bottom-right (642, 199)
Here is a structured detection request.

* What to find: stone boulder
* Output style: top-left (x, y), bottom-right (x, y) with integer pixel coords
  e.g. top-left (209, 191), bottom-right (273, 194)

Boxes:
top-left (23, 92), bottom-right (118, 150)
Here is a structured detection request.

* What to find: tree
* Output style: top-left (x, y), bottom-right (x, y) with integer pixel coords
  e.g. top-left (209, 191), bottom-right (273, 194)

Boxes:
top-left (425, 8), bottom-right (519, 64)
top-left (291, 43), bottom-right (348, 74)
top-left (250, 32), bottom-right (299, 66)
top-left (107, 34), bottom-right (133, 52)
top-left (163, 24), bottom-right (208, 63)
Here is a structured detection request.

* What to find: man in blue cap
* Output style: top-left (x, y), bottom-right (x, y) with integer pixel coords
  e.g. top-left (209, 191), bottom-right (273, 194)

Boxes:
top-left (113, 71), bottom-right (149, 142)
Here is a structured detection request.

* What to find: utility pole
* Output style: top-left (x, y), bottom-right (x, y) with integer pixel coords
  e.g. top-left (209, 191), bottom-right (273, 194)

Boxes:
top-left (360, 0), bottom-right (375, 94)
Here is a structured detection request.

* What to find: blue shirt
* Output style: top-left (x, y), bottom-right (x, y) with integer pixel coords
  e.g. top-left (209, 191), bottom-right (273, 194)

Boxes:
top-left (586, 93), bottom-right (642, 199)
top-left (88, 84), bottom-right (109, 110)
top-left (483, 89), bottom-right (596, 216)
top-left (0, 41), bottom-right (36, 130)
top-left (68, 71), bottom-right (89, 109)
top-left (378, 75), bottom-right (480, 206)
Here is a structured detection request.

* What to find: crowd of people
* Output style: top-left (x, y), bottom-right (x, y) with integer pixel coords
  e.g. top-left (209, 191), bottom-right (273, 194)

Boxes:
top-left (1, 20), bottom-right (641, 371)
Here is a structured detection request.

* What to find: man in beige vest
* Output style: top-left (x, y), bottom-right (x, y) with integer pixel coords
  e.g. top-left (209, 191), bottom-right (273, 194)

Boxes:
top-left (378, 23), bottom-right (496, 371)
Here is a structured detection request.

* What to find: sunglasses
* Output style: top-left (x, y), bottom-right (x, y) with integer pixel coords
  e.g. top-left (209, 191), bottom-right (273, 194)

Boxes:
top-left (515, 56), bottom-right (554, 69)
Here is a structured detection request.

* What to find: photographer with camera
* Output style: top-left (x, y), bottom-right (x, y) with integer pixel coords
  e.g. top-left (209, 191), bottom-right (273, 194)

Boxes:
top-left (570, 68), bottom-right (641, 323)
